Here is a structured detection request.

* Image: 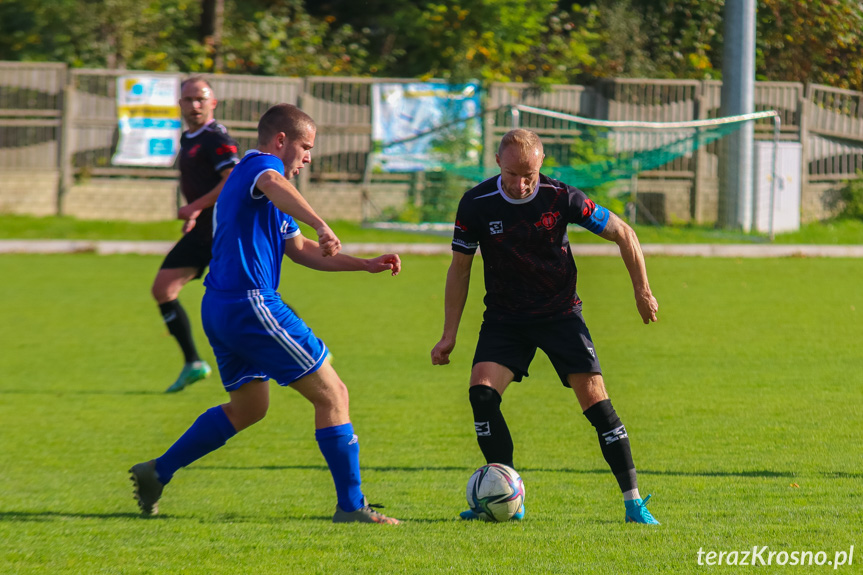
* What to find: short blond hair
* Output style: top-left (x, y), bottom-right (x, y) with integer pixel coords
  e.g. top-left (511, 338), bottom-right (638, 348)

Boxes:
top-left (498, 129), bottom-right (543, 156)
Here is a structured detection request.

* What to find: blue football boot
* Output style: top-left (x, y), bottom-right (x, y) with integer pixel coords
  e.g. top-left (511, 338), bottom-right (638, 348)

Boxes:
top-left (624, 494), bottom-right (660, 525)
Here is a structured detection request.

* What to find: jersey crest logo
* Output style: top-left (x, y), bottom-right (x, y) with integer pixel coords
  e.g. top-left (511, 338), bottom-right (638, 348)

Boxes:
top-left (188, 144), bottom-right (201, 158)
top-left (583, 199), bottom-right (596, 217)
top-left (489, 220), bottom-right (503, 235)
top-left (534, 211), bottom-right (560, 230)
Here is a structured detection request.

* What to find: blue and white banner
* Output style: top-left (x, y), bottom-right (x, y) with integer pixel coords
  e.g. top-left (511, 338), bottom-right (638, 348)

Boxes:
top-left (112, 75), bottom-right (182, 167)
top-left (371, 82), bottom-right (482, 172)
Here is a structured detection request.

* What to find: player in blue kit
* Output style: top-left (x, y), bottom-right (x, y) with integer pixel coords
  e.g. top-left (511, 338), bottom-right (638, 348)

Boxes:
top-left (130, 103), bottom-right (401, 524)
top-left (431, 129), bottom-right (660, 525)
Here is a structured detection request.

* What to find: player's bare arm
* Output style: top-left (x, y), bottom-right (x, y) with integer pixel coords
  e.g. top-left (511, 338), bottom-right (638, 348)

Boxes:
top-left (256, 171), bottom-right (341, 257)
top-left (284, 235), bottom-right (400, 275)
top-left (431, 251), bottom-right (474, 365)
top-left (598, 212), bottom-right (658, 324)
top-left (179, 167), bottom-right (234, 233)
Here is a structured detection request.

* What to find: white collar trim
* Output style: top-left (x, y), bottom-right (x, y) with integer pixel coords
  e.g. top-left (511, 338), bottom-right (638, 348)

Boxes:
top-left (497, 176), bottom-right (539, 204)
top-left (185, 119), bottom-right (216, 139)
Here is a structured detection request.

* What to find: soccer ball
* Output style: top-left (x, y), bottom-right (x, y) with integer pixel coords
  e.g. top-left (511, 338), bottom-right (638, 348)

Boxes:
top-left (466, 463), bottom-right (525, 522)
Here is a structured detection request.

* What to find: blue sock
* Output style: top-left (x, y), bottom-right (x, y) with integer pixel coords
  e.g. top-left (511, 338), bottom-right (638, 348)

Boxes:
top-left (154, 406), bottom-right (237, 484)
top-left (315, 423), bottom-right (364, 512)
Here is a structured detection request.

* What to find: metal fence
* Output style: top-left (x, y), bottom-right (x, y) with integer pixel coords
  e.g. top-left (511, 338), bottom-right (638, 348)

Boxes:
top-left (1, 61), bottom-right (862, 224)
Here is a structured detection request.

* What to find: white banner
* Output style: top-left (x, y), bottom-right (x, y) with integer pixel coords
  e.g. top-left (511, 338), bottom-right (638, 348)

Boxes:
top-left (371, 82), bottom-right (482, 172)
top-left (111, 75), bottom-right (182, 167)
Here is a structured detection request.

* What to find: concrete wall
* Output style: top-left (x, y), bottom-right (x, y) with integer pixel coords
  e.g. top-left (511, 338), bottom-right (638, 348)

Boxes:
top-left (62, 178), bottom-right (177, 221)
top-left (0, 170), bottom-right (851, 227)
top-left (0, 170), bottom-right (59, 216)
top-left (802, 182), bottom-right (843, 224)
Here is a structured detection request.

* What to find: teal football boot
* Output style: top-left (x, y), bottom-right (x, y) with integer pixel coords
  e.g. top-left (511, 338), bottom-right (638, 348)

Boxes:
top-left (165, 360), bottom-right (211, 393)
top-left (459, 503), bottom-right (524, 521)
top-left (624, 494), bottom-right (660, 525)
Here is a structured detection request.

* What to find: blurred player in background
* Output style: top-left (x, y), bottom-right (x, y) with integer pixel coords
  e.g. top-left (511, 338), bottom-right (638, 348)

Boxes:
top-left (131, 103), bottom-right (401, 524)
top-left (153, 76), bottom-right (239, 393)
top-left (431, 128), bottom-right (661, 525)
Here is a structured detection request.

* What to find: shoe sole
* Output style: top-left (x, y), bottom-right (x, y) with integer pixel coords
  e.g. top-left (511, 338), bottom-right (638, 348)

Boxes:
top-left (129, 463), bottom-right (162, 515)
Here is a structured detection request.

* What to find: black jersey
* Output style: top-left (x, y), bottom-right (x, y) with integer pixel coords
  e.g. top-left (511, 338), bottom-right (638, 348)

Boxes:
top-left (452, 173), bottom-right (603, 322)
top-left (178, 121), bottom-right (239, 240)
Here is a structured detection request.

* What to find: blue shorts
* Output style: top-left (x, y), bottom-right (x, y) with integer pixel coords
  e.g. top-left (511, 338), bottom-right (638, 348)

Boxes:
top-left (201, 289), bottom-right (329, 391)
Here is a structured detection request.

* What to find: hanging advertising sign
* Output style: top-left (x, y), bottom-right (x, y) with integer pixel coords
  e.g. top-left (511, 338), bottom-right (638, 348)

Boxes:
top-left (112, 75), bottom-right (182, 167)
top-left (371, 82), bottom-right (482, 172)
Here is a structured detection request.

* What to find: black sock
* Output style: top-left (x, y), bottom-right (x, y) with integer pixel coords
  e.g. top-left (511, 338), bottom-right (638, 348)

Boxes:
top-left (159, 299), bottom-right (200, 364)
top-left (583, 399), bottom-right (637, 493)
top-left (469, 386), bottom-right (514, 468)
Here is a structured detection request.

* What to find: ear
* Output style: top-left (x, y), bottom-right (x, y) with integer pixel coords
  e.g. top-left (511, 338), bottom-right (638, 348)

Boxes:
top-left (495, 153), bottom-right (501, 168)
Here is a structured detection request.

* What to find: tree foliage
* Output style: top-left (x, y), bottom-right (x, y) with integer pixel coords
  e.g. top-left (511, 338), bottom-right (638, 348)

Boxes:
top-left (757, 0), bottom-right (863, 90)
top-left (0, 0), bottom-right (205, 70)
top-left (0, 0), bottom-right (861, 90)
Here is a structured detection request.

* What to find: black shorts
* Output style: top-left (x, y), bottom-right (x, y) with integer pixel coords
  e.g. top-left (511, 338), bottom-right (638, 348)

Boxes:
top-left (472, 314), bottom-right (602, 387)
top-left (160, 232), bottom-right (212, 279)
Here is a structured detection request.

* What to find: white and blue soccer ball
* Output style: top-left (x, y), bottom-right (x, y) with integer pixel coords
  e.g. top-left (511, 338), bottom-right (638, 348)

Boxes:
top-left (466, 463), bottom-right (525, 522)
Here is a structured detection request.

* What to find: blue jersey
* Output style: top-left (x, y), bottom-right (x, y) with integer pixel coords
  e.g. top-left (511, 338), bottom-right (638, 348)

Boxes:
top-left (204, 150), bottom-right (300, 293)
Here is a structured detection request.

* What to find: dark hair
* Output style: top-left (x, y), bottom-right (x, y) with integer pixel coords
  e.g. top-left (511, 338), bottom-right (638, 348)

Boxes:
top-left (257, 103), bottom-right (316, 145)
top-left (180, 75), bottom-right (214, 93)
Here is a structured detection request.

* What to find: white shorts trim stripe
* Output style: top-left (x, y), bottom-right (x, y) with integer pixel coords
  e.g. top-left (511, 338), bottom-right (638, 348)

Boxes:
top-left (247, 289), bottom-right (316, 368)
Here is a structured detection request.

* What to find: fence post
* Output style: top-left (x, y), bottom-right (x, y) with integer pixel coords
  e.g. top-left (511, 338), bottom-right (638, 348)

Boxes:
top-left (297, 78), bottom-right (311, 194)
top-left (692, 82), bottom-right (707, 223)
top-left (57, 70), bottom-right (75, 216)
top-left (482, 84), bottom-right (498, 172)
top-left (799, 85), bottom-right (810, 213)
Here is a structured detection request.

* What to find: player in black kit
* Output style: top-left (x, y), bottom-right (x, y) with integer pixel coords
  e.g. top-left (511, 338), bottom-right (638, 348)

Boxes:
top-left (431, 128), bottom-right (660, 524)
top-left (152, 76), bottom-right (240, 393)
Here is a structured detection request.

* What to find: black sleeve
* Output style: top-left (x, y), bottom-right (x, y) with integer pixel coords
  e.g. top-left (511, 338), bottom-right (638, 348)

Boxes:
top-left (204, 124), bottom-right (240, 175)
top-left (452, 194), bottom-right (481, 255)
top-left (564, 183), bottom-right (598, 226)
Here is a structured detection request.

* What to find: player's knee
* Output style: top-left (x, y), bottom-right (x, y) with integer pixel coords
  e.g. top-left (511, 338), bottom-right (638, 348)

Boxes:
top-left (150, 280), bottom-right (165, 301)
top-left (151, 277), bottom-right (174, 302)
top-left (224, 398), bottom-right (269, 431)
top-left (324, 379), bottom-right (350, 411)
top-left (239, 403), bottom-right (269, 430)
top-left (469, 385), bottom-right (501, 411)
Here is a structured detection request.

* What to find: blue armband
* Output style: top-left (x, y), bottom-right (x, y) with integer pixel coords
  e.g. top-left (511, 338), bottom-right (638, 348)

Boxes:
top-left (580, 204), bottom-right (610, 234)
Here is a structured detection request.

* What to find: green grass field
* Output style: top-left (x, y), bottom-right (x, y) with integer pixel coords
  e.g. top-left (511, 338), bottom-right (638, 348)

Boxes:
top-left (1, 252), bottom-right (861, 574)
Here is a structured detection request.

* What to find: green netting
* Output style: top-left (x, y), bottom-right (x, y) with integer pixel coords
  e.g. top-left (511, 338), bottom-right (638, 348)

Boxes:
top-left (449, 121), bottom-right (745, 189)
top-left (366, 107), bottom-right (776, 225)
